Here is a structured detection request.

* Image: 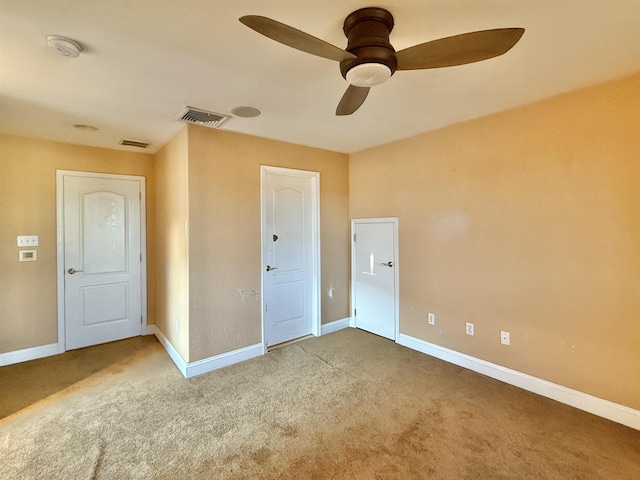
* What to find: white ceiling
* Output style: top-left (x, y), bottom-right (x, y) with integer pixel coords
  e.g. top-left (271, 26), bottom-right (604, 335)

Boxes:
top-left (1, 0), bottom-right (640, 154)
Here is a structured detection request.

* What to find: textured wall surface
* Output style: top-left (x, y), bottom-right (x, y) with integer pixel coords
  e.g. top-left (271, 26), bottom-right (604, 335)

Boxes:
top-left (349, 73), bottom-right (640, 410)
top-left (187, 126), bottom-right (350, 361)
top-left (154, 127), bottom-right (190, 360)
top-left (5, 73), bottom-right (638, 413)
top-left (0, 135), bottom-right (155, 354)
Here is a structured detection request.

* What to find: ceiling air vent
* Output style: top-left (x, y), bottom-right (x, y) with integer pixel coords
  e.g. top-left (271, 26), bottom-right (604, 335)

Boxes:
top-left (178, 106), bottom-right (230, 128)
top-left (120, 139), bottom-right (150, 149)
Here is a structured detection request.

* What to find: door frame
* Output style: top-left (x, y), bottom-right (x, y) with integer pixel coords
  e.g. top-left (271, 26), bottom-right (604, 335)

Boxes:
top-left (351, 217), bottom-right (400, 341)
top-left (260, 165), bottom-right (321, 351)
top-left (56, 170), bottom-right (147, 353)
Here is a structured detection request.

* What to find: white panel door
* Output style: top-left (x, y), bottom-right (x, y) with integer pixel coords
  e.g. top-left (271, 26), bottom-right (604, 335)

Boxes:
top-left (262, 167), bottom-right (319, 347)
top-left (353, 219), bottom-right (398, 340)
top-left (63, 174), bottom-right (143, 350)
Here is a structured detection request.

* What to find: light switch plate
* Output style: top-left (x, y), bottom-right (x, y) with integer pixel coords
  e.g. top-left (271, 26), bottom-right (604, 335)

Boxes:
top-left (17, 235), bottom-right (38, 247)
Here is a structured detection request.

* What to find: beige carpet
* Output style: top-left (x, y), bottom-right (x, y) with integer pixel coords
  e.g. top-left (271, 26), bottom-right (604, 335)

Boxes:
top-left (1, 328), bottom-right (638, 479)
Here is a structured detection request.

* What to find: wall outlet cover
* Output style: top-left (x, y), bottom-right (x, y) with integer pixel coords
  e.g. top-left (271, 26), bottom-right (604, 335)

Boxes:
top-left (466, 322), bottom-right (474, 336)
top-left (17, 235), bottom-right (39, 247)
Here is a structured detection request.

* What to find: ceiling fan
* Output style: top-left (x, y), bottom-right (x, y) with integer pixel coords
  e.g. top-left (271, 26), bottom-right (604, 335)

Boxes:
top-left (240, 7), bottom-right (524, 116)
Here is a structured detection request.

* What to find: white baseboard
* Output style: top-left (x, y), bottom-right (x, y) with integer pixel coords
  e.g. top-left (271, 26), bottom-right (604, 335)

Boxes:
top-left (321, 317), bottom-right (351, 335)
top-left (150, 325), bottom-right (264, 379)
top-left (1, 325), bottom-right (156, 367)
top-left (144, 324), bottom-right (157, 336)
top-left (149, 325), bottom-right (189, 376)
top-left (185, 342), bottom-right (264, 378)
top-left (0, 342), bottom-right (60, 367)
top-left (397, 333), bottom-right (640, 431)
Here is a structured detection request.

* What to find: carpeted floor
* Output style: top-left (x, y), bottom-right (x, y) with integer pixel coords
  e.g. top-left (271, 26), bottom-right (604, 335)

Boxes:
top-left (1, 328), bottom-right (638, 479)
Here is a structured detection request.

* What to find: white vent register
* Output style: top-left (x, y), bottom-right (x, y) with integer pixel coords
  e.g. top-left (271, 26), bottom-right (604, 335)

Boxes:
top-left (178, 106), bottom-right (230, 128)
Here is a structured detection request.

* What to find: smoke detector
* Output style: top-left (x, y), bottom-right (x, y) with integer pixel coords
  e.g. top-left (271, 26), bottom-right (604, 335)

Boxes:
top-left (46, 35), bottom-right (82, 58)
top-left (178, 106), bottom-right (230, 128)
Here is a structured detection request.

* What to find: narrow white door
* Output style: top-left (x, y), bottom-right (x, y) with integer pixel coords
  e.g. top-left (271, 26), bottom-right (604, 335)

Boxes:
top-left (62, 173), bottom-right (144, 350)
top-left (352, 218), bottom-right (398, 340)
top-left (262, 166), bottom-right (320, 347)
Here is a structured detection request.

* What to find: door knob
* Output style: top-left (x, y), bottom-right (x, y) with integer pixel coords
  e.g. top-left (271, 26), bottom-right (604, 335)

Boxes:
top-left (67, 268), bottom-right (83, 274)
top-left (379, 261), bottom-right (393, 268)
top-left (266, 265), bottom-right (278, 272)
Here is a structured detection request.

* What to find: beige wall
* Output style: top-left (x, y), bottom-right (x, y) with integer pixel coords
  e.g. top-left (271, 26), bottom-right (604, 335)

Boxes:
top-left (186, 126), bottom-right (350, 361)
top-left (4, 73), bottom-right (637, 413)
top-left (0, 135), bottom-right (155, 354)
top-left (2, 125), bottom-right (349, 364)
top-left (349, 73), bottom-right (640, 410)
top-left (154, 127), bottom-right (190, 360)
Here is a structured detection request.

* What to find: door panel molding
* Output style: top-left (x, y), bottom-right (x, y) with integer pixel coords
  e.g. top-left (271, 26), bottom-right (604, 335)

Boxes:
top-left (351, 217), bottom-right (399, 341)
top-left (56, 170), bottom-right (147, 352)
top-left (260, 166), bottom-right (320, 348)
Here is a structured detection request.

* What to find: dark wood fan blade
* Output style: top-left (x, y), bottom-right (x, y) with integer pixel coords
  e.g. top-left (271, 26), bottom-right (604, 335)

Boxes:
top-left (336, 85), bottom-right (370, 116)
top-left (396, 28), bottom-right (525, 70)
top-left (240, 15), bottom-right (356, 62)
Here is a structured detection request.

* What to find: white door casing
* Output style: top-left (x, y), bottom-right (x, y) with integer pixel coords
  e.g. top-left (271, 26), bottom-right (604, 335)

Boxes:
top-left (56, 171), bottom-right (147, 351)
top-left (352, 218), bottom-right (399, 340)
top-left (261, 166), bottom-right (320, 348)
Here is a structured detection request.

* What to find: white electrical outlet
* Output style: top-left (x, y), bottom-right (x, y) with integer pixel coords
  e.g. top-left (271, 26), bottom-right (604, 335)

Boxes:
top-left (501, 331), bottom-right (510, 345)
top-left (466, 322), bottom-right (474, 336)
top-left (428, 313), bottom-right (435, 325)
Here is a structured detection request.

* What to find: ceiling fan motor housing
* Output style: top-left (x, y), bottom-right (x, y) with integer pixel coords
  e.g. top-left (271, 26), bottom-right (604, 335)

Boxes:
top-left (340, 7), bottom-right (397, 81)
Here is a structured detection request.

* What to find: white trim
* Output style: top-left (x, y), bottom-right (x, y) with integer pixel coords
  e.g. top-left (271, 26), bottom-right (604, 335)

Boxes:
top-left (351, 217), bottom-right (399, 341)
top-left (56, 170), bottom-right (148, 353)
top-left (184, 343), bottom-right (263, 378)
top-left (144, 324), bottom-right (157, 336)
top-left (56, 172), bottom-right (65, 353)
top-left (1, 324), bottom-right (158, 367)
top-left (397, 333), bottom-right (640, 431)
top-left (260, 165), bottom-right (321, 348)
top-left (149, 325), bottom-right (188, 376)
top-left (150, 325), bottom-right (264, 379)
top-left (321, 317), bottom-right (351, 335)
top-left (0, 343), bottom-right (60, 367)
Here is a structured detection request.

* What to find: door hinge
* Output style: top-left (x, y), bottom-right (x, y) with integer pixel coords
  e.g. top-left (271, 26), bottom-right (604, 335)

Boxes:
top-left (140, 316), bottom-right (143, 324)
top-left (140, 253), bottom-right (142, 262)
top-left (353, 233), bottom-right (356, 242)
top-left (354, 308), bottom-right (356, 316)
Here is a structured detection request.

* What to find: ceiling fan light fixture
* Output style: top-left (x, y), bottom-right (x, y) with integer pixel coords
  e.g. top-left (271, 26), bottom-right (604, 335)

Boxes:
top-left (240, 8), bottom-right (525, 115)
top-left (345, 63), bottom-right (392, 87)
